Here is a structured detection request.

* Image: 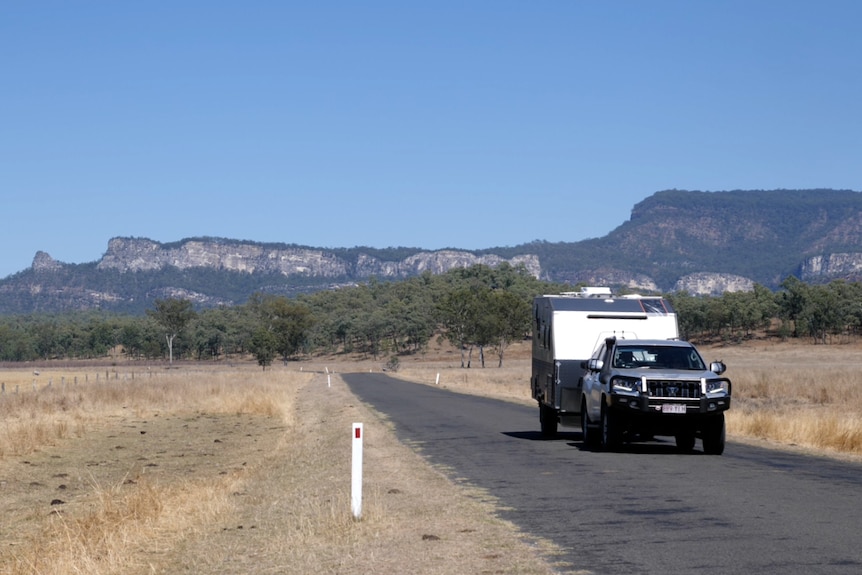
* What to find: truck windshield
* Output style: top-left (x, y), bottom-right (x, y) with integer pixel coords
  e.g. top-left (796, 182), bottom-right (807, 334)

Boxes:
top-left (613, 345), bottom-right (705, 370)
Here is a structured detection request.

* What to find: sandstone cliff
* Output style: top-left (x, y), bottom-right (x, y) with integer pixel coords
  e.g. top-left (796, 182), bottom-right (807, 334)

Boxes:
top-left (800, 253), bottom-right (862, 282)
top-left (673, 273), bottom-right (755, 296)
top-left (95, 237), bottom-right (544, 280)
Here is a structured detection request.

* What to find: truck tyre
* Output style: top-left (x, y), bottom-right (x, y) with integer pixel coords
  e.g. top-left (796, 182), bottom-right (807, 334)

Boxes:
top-left (702, 414), bottom-right (726, 455)
top-left (675, 429), bottom-right (696, 452)
top-left (539, 403), bottom-right (558, 438)
top-left (600, 403), bottom-right (621, 450)
top-left (581, 402), bottom-right (598, 447)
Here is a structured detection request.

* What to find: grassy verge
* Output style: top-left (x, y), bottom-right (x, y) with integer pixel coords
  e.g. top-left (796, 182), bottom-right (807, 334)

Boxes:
top-left (0, 363), bottom-right (564, 574)
top-left (713, 342), bottom-right (862, 457)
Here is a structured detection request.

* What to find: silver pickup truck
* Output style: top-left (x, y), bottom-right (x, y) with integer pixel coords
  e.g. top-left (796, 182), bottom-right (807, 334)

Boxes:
top-left (581, 337), bottom-right (731, 454)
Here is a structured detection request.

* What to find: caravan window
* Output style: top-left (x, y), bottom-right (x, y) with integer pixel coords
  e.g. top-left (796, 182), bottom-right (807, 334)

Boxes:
top-left (640, 299), bottom-right (670, 315)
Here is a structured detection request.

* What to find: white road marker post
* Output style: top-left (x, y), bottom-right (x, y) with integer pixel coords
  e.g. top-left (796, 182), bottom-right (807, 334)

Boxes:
top-left (351, 423), bottom-right (364, 520)
top-left (327, 374), bottom-right (331, 388)
top-left (436, 372), bottom-right (440, 385)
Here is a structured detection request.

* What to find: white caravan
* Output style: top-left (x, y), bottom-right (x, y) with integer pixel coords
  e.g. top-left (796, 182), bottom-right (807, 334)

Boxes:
top-left (531, 288), bottom-right (679, 436)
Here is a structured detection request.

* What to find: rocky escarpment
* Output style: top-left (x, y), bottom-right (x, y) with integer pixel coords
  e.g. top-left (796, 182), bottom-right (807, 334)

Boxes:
top-left (553, 267), bottom-right (661, 293)
top-left (799, 253), bottom-right (862, 282)
top-left (95, 237), bottom-right (543, 280)
top-left (97, 238), bottom-right (352, 276)
top-left (31, 251), bottom-right (64, 272)
top-left (673, 273), bottom-right (755, 295)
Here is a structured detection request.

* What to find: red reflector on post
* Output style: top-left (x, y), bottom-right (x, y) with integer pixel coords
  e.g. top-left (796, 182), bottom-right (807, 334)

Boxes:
top-left (355, 427), bottom-right (361, 439)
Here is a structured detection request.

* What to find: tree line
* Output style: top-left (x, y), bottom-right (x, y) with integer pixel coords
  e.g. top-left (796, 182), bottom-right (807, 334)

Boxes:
top-left (669, 277), bottom-right (862, 343)
top-left (1, 268), bottom-right (860, 366)
top-left (0, 264), bottom-right (558, 367)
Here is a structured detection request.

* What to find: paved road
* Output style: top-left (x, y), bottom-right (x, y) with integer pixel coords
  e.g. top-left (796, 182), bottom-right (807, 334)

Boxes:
top-left (342, 372), bottom-right (862, 575)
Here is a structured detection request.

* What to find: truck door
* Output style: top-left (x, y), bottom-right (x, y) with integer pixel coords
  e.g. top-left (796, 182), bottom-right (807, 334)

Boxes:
top-left (585, 343), bottom-right (608, 421)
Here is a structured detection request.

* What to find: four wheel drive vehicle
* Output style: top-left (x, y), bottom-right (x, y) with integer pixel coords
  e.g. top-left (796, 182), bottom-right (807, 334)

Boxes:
top-left (581, 337), bottom-right (731, 454)
top-left (531, 289), bottom-right (680, 440)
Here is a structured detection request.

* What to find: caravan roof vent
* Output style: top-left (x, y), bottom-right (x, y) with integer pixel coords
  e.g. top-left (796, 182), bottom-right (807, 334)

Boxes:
top-left (579, 287), bottom-right (613, 298)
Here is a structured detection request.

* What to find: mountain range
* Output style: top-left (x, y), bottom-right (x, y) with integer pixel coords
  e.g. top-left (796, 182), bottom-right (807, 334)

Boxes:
top-left (3, 188), bottom-right (862, 314)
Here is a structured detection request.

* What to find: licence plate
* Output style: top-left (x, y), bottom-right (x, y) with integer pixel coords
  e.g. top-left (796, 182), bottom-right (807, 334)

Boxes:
top-left (662, 404), bottom-right (687, 414)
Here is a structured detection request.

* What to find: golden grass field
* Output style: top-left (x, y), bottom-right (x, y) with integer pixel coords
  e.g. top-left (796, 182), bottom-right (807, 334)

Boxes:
top-left (0, 339), bottom-right (860, 574)
top-left (0, 361), bottom-right (564, 575)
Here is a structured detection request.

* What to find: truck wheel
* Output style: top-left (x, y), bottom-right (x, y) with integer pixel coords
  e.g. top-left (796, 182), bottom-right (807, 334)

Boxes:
top-left (600, 403), bottom-right (621, 450)
top-left (675, 430), bottom-right (696, 452)
top-left (702, 414), bottom-right (726, 455)
top-left (539, 403), bottom-right (558, 438)
top-left (581, 402), bottom-right (598, 447)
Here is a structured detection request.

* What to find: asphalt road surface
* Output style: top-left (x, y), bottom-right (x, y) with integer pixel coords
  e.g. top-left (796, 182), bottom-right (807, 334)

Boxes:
top-left (342, 372), bottom-right (862, 575)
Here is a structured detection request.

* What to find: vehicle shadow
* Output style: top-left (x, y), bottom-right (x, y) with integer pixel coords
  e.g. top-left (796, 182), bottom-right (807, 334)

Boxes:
top-left (502, 430), bottom-right (581, 442)
top-left (502, 431), bottom-right (710, 455)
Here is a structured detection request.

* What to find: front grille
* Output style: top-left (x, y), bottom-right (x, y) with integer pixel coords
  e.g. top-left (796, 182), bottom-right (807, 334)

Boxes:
top-left (647, 379), bottom-right (701, 399)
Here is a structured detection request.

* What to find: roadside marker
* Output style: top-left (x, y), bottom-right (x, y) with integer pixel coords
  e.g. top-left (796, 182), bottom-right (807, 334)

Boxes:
top-left (352, 423), bottom-right (363, 520)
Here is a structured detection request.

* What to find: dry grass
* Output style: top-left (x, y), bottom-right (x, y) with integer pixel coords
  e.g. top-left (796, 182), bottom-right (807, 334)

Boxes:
top-left (0, 361), bottom-right (563, 575)
top-left (707, 342), bottom-right (862, 457)
top-left (0, 365), bottom-right (300, 574)
top-left (0, 367), bottom-right (286, 458)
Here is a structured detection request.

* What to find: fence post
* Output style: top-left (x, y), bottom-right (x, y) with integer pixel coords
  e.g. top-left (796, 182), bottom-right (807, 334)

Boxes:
top-left (351, 423), bottom-right (363, 520)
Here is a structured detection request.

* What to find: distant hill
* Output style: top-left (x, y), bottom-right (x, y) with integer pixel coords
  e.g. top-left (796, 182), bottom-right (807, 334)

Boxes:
top-left (520, 188), bottom-right (862, 289)
top-left (2, 188), bottom-right (862, 314)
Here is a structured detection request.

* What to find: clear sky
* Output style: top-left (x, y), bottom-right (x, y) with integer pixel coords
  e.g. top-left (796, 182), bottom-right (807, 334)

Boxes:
top-left (3, 1), bottom-right (861, 279)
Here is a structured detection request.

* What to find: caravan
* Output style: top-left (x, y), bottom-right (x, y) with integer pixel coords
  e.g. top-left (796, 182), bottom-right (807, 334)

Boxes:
top-left (531, 288), bottom-right (678, 437)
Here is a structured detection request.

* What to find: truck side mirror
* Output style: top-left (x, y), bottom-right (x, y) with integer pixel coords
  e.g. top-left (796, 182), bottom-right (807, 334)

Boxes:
top-left (588, 359), bottom-right (604, 371)
top-left (710, 361), bottom-right (726, 375)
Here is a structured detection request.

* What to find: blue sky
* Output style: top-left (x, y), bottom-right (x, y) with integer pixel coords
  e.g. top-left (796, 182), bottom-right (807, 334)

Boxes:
top-left (3, 1), bottom-right (861, 279)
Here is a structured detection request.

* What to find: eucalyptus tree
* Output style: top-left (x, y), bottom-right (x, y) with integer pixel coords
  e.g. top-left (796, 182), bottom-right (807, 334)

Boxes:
top-left (777, 276), bottom-right (809, 338)
top-left (0, 320), bottom-right (35, 361)
top-left (438, 287), bottom-right (479, 367)
top-left (222, 305), bottom-right (259, 357)
top-left (249, 326), bottom-right (277, 369)
top-left (721, 287), bottom-right (775, 339)
top-left (118, 318), bottom-right (148, 359)
top-left (301, 283), bottom-right (374, 354)
top-left (800, 284), bottom-right (841, 343)
top-left (189, 308), bottom-right (230, 360)
top-left (377, 277), bottom-right (436, 355)
top-left (147, 298), bottom-right (197, 364)
top-left (486, 289), bottom-right (531, 367)
top-left (85, 315), bottom-right (119, 358)
top-left (667, 292), bottom-right (706, 340)
top-left (247, 294), bottom-right (315, 362)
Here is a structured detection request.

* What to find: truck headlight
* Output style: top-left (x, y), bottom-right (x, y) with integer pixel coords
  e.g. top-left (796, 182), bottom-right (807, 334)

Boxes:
top-left (611, 377), bottom-right (640, 393)
top-left (705, 379), bottom-right (730, 395)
